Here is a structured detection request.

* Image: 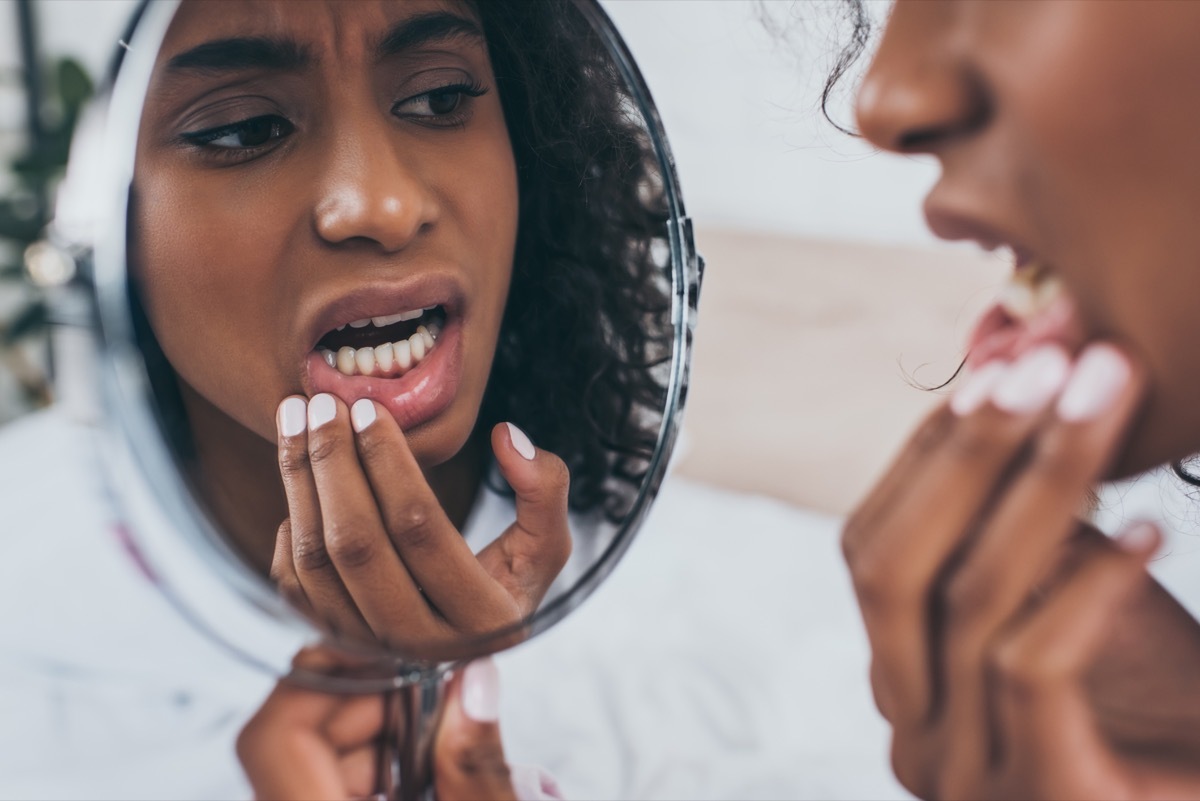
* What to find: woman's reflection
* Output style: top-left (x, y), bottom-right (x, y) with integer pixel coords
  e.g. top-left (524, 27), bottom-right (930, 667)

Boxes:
top-left (126, 0), bottom-right (672, 651)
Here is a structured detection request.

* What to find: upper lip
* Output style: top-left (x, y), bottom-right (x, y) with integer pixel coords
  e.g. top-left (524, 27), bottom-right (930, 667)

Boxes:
top-left (924, 193), bottom-right (1039, 271)
top-left (302, 273), bottom-right (466, 352)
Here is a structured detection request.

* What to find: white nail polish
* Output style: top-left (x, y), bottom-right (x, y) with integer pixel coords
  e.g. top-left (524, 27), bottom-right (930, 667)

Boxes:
top-left (506, 422), bottom-right (536, 460)
top-left (278, 397), bottom-right (307, 438)
top-left (351, 398), bottom-right (376, 433)
top-left (462, 658), bottom-right (500, 722)
top-left (950, 361), bottom-right (1007, 416)
top-left (308, 393), bottom-right (337, 430)
top-left (991, 345), bottom-right (1071, 414)
top-left (1056, 344), bottom-right (1132, 422)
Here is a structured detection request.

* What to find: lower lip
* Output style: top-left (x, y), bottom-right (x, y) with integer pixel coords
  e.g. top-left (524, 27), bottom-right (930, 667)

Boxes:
top-left (303, 320), bottom-right (464, 431)
top-left (965, 295), bottom-right (1082, 368)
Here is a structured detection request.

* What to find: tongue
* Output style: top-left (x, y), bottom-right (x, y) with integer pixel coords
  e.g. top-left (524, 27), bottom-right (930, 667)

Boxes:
top-left (965, 294), bottom-right (1083, 368)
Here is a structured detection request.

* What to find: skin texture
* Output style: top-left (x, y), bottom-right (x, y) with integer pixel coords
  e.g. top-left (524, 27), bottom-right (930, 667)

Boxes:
top-left (130, 0), bottom-right (571, 652)
top-left (843, 1), bottom-right (1200, 798)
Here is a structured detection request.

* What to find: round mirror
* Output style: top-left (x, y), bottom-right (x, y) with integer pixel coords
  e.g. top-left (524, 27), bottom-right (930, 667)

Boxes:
top-left (49, 0), bottom-right (699, 705)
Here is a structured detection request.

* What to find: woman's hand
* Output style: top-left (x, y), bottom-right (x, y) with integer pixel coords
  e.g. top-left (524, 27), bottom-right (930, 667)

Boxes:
top-left (237, 650), bottom-right (521, 801)
top-left (843, 342), bottom-right (1200, 799)
top-left (272, 393), bottom-right (572, 653)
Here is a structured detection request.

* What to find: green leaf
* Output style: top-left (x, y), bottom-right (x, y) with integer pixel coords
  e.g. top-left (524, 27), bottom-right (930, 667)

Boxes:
top-left (2, 299), bottom-right (46, 344)
top-left (55, 58), bottom-right (93, 112)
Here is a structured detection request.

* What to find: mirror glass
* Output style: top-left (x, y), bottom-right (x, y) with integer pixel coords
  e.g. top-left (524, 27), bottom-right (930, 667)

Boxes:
top-left (63, 0), bottom-right (697, 683)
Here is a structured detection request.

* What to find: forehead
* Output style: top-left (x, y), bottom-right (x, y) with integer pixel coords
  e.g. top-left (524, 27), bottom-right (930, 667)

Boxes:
top-left (159, 0), bottom-right (482, 65)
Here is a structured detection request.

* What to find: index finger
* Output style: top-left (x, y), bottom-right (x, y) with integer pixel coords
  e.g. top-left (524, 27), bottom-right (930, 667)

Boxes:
top-left (349, 399), bottom-right (517, 633)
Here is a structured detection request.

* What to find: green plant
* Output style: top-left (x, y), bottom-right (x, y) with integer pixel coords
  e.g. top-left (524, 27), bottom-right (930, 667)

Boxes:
top-left (1, 55), bottom-right (94, 407)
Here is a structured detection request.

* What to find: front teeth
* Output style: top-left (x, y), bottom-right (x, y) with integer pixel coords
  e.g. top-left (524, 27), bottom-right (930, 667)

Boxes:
top-left (319, 322), bottom-right (441, 378)
top-left (999, 262), bottom-right (1062, 321)
top-left (346, 307), bottom-right (436, 330)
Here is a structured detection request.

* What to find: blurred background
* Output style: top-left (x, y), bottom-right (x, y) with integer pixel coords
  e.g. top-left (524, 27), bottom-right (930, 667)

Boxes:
top-left (0, 0), bottom-right (1006, 516)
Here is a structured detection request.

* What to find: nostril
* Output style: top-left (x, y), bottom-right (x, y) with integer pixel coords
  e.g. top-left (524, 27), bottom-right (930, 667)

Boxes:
top-left (895, 95), bottom-right (991, 154)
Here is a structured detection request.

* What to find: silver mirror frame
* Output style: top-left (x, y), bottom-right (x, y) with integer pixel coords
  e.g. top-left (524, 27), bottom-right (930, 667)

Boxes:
top-left (50, 0), bottom-right (703, 691)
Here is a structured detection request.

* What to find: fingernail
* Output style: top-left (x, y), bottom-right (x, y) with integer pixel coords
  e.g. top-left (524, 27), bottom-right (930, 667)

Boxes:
top-left (991, 345), bottom-right (1071, 414)
top-left (1056, 344), bottom-right (1132, 422)
top-left (1116, 521), bottom-right (1159, 554)
top-left (278, 397), bottom-right (307, 438)
top-left (506, 422), bottom-right (536, 460)
top-left (950, 361), bottom-right (1008, 416)
top-left (461, 658), bottom-right (500, 722)
top-left (308, 393), bottom-right (337, 430)
top-left (350, 398), bottom-right (376, 433)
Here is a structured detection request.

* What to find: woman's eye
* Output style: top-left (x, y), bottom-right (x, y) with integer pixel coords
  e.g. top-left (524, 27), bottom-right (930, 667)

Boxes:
top-left (182, 115), bottom-right (295, 150)
top-left (395, 83), bottom-right (487, 122)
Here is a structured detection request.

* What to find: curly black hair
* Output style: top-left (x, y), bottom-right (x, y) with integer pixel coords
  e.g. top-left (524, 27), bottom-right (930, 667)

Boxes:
top-left (122, 0), bottom-right (674, 524)
top-left (474, 0), bottom-right (672, 522)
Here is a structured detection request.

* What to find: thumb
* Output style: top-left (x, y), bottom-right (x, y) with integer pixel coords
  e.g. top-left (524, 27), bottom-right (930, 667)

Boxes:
top-left (435, 658), bottom-right (518, 801)
top-left (479, 424), bottom-right (573, 602)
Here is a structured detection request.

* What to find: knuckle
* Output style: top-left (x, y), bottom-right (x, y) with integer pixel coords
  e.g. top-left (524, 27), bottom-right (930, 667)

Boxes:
top-left (324, 523), bottom-right (379, 570)
top-left (307, 432), bottom-right (345, 467)
top-left (940, 566), bottom-right (995, 632)
top-left (277, 445), bottom-right (310, 479)
top-left (943, 419), bottom-right (1012, 467)
top-left (1027, 435), bottom-right (1089, 493)
top-left (388, 502), bottom-right (438, 549)
top-left (989, 636), bottom-right (1066, 699)
top-left (292, 532), bottom-right (333, 572)
top-left (850, 548), bottom-right (918, 610)
top-left (353, 427), bottom-right (389, 463)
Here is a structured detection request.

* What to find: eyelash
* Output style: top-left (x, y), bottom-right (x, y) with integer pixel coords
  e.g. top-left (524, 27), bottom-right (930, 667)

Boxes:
top-left (392, 80), bottom-right (488, 127)
top-left (178, 80), bottom-right (490, 164)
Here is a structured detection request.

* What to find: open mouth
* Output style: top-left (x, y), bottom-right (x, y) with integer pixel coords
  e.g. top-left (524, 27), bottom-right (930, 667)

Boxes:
top-left (965, 253), bottom-right (1083, 367)
top-left (315, 306), bottom-right (447, 378)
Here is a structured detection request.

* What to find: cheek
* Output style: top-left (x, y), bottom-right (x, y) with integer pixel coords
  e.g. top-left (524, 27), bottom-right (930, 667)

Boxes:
top-left (132, 167), bottom-right (292, 438)
top-left (1002, 8), bottom-right (1200, 463)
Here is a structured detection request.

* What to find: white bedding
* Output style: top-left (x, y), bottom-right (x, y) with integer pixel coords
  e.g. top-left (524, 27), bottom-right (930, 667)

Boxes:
top-left (0, 406), bottom-right (901, 799)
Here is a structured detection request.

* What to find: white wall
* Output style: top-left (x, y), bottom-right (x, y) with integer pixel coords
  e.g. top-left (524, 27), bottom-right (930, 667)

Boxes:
top-left (601, 0), bottom-right (937, 245)
top-left (4, 0), bottom-right (934, 245)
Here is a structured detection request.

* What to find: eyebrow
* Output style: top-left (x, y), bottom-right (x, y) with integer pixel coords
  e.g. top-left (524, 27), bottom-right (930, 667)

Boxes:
top-left (165, 11), bottom-right (483, 77)
top-left (376, 11), bottom-right (485, 59)
top-left (166, 37), bottom-right (313, 75)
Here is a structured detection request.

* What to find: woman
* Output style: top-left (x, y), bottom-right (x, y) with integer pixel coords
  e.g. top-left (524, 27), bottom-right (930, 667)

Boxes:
top-left (842, 1), bottom-right (1200, 797)
top-left (125, 0), bottom-right (672, 652)
top-left (246, 1), bottom-right (1200, 797)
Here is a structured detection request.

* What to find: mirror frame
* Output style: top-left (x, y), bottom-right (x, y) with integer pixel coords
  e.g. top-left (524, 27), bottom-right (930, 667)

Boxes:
top-left (59, 0), bottom-right (702, 690)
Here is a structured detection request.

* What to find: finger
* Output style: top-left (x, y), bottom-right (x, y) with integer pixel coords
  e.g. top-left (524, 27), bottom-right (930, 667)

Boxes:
top-left (476, 423), bottom-right (573, 612)
top-left (306, 394), bottom-right (443, 644)
top-left (271, 518), bottom-right (315, 618)
top-left (434, 658), bottom-right (519, 801)
top-left (238, 654), bottom-right (351, 801)
top-left (277, 396), bottom-right (370, 639)
top-left (348, 399), bottom-right (516, 633)
top-left (339, 745), bottom-right (380, 801)
top-left (939, 344), bottom-right (1145, 778)
top-left (988, 523), bottom-right (1159, 799)
top-left (844, 348), bottom-right (1068, 728)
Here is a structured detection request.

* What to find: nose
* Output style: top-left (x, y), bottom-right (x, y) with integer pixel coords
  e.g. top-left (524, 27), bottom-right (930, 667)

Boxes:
top-left (854, 1), bottom-right (989, 155)
top-left (312, 118), bottom-right (438, 252)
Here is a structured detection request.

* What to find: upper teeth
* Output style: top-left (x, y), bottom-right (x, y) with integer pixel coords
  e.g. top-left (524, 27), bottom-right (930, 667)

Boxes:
top-left (338, 307), bottom-right (435, 331)
top-left (999, 263), bottom-right (1062, 320)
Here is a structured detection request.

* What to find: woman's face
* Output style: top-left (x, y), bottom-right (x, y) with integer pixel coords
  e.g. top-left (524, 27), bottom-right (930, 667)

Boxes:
top-left (856, 1), bottom-right (1200, 476)
top-left (132, 0), bottom-right (518, 467)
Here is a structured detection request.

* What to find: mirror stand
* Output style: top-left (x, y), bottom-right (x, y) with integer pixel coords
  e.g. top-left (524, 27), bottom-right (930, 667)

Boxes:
top-left (372, 669), bottom-right (449, 801)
